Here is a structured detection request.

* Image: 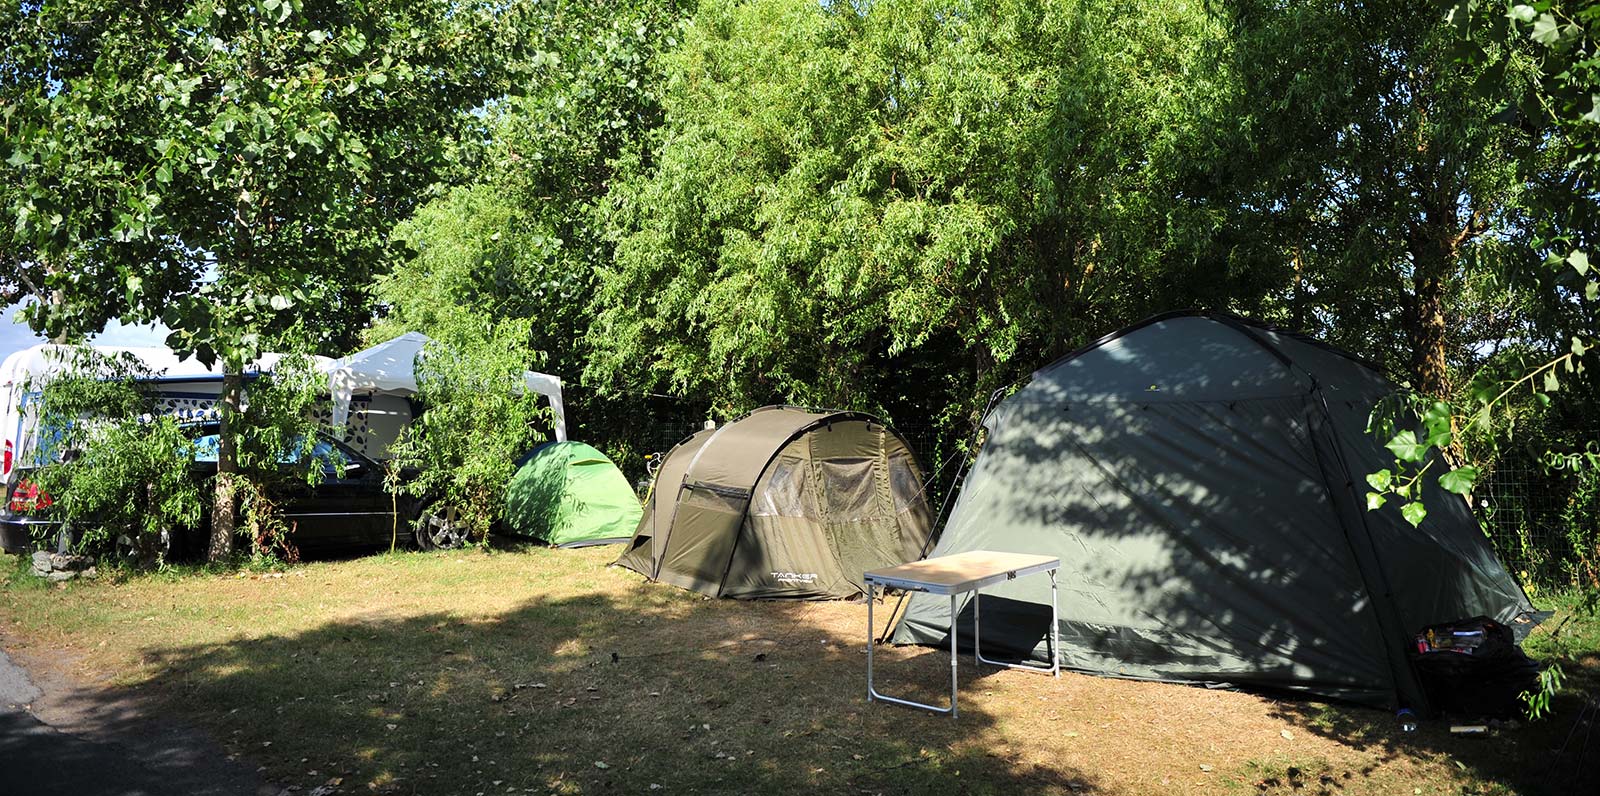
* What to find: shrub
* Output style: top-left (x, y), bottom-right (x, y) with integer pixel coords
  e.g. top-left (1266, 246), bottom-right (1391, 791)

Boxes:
top-left (385, 317), bottom-right (549, 546)
top-left (25, 348), bottom-right (203, 564)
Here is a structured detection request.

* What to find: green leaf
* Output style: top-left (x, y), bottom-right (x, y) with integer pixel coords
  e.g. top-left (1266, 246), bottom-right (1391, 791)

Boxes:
top-left (1574, 337), bottom-right (1589, 357)
top-left (1366, 491), bottom-right (1387, 511)
top-left (1439, 466), bottom-right (1478, 495)
top-left (1531, 13), bottom-right (1562, 45)
top-left (1366, 469), bottom-right (1393, 491)
top-left (268, 295), bottom-right (292, 311)
top-left (1422, 401), bottom-right (1453, 447)
top-left (1588, 282), bottom-right (1599, 301)
top-left (1385, 430), bottom-right (1427, 463)
top-left (155, 163), bottom-right (172, 185)
top-left (367, 72), bottom-right (387, 86)
top-left (1570, 250), bottom-right (1591, 276)
top-left (1508, 4), bottom-right (1538, 24)
top-left (1401, 501), bottom-right (1428, 528)
top-left (1543, 370), bottom-right (1560, 392)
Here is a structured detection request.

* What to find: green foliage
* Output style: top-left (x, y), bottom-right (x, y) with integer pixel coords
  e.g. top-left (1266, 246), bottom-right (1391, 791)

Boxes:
top-left (232, 352), bottom-right (335, 561)
top-left (2, 0), bottom-right (533, 560)
top-left (236, 356), bottom-right (329, 481)
top-left (1371, 3), bottom-right (1599, 558)
top-left (591, 0), bottom-right (1242, 438)
top-left (1519, 585), bottom-right (1600, 722)
top-left (375, 0), bottom-right (692, 376)
top-left (372, 0), bottom-right (697, 473)
top-left (3, 0), bottom-right (531, 359)
top-left (384, 318), bottom-right (549, 544)
top-left (1522, 662), bottom-right (1563, 720)
top-left (1206, 0), bottom-right (1553, 395)
top-left (24, 349), bottom-right (203, 564)
top-left (1448, 1), bottom-right (1600, 256)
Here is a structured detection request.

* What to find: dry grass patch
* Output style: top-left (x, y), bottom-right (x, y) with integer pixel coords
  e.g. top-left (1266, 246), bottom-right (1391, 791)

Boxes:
top-left (1, 547), bottom-right (1594, 795)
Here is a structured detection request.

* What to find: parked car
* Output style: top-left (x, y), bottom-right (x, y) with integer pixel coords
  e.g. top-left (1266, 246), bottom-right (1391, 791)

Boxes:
top-left (0, 424), bottom-right (471, 558)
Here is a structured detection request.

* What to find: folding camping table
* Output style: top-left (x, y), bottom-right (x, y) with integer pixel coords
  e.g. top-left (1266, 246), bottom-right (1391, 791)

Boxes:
top-left (865, 551), bottom-right (1060, 717)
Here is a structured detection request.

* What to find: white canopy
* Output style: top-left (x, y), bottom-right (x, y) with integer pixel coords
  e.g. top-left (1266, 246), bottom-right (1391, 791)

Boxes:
top-left (0, 344), bottom-right (306, 390)
top-left (324, 332), bottom-right (566, 441)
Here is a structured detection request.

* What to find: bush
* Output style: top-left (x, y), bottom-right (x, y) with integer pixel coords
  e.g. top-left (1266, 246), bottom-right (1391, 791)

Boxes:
top-left (385, 317), bottom-right (549, 545)
top-left (231, 352), bottom-right (336, 562)
top-left (25, 348), bottom-right (203, 564)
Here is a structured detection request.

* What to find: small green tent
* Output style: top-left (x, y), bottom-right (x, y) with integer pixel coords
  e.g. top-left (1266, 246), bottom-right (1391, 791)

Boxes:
top-left (505, 441), bottom-right (642, 547)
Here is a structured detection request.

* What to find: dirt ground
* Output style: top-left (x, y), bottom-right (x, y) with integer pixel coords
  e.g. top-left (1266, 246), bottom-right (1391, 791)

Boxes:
top-left (1, 546), bottom-right (1594, 796)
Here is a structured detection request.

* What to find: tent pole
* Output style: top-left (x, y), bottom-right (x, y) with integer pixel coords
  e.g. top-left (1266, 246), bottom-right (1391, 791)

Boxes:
top-left (875, 386), bottom-right (1006, 643)
top-left (1306, 385), bottom-right (1424, 713)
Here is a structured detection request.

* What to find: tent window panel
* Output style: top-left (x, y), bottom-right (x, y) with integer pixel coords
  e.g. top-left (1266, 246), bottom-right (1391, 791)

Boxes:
top-left (888, 454), bottom-right (923, 514)
top-left (820, 458), bottom-right (880, 521)
top-left (752, 458), bottom-right (810, 518)
top-left (682, 485), bottom-right (746, 515)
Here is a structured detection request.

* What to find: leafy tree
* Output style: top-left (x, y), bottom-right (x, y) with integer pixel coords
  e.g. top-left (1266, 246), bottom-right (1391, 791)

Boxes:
top-left (589, 0), bottom-right (1247, 443)
top-left (374, 0), bottom-right (692, 372)
top-left (1200, 0), bottom-right (1556, 397)
top-left (373, 0), bottom-right (698, 470)
top-left (1355, 2), bottom-right (1598, 523)
top-left (1, 0), bottom-right (528, 561)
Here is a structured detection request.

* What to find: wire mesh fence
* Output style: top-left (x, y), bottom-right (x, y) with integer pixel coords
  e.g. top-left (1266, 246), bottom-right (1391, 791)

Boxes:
top-left (1477, 443), bottom-right (1600, 592)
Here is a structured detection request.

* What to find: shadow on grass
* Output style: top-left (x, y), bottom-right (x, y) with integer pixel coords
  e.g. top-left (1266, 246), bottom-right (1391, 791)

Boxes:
top-left (49, 587), bottom-right (1099, 795)
top-left (1262, 685), bottom-right (1598, 796)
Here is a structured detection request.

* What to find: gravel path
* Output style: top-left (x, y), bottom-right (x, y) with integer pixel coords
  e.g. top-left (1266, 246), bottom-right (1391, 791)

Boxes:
top-left (0, 645), bottom-right (268, 796)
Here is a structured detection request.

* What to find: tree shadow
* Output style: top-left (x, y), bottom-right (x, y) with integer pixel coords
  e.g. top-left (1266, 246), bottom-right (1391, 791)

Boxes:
top-left (1265, 693), bottom-right (1598, 796)
top-left (46, 588), bottom-right (1102, 795)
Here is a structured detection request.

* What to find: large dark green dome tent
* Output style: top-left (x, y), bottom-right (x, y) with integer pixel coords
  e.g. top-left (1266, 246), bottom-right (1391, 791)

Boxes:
top-left (616, 405), bottom-right (935, 600)
top-left (891, 312), bottom-right (1532, 711)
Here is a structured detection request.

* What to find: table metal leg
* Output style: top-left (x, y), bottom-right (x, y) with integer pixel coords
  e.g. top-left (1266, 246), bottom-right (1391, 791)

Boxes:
top-left (974, 580), bottom-right (1061, 675)
top-left (866, 582), bottom-right (875, 703)
top-left (1050, 568), bottom-right (1060, 676)
top-left (864, 585), bottom-right (957, 715)
top-left (949, 592), bottom-right (959, 719)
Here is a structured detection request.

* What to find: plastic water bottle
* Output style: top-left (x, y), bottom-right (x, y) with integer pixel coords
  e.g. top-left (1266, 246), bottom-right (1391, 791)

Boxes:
top-left (1397, 708), bottom-right (1417, 733)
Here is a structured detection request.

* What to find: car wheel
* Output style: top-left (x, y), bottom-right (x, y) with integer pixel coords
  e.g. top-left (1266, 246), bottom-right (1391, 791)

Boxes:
top-left (416, 503), bottom-right (470, 550)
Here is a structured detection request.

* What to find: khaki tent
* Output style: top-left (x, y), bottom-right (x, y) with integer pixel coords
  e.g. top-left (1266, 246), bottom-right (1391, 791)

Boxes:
top-left (616, 406), bottom-right (934, 599)
top-left (892, 312), bottom-right (1533, 710)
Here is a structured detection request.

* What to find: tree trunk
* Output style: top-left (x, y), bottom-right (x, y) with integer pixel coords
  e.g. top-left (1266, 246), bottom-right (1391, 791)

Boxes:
top-left (1405, 225), bottom-right (1454, 399)
top-left (1407, 270), bottom-right (1449, 397)
top-left (206, 369), bottom-right (244, 562)
top-left (49, 287), bottom-right (68, 344)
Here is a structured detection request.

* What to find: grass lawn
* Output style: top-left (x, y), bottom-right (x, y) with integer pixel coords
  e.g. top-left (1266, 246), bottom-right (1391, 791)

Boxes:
top-left (2, 546), bottom-right (1596, 795)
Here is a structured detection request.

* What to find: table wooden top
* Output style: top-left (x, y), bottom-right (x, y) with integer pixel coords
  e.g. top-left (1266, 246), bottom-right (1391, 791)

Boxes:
top-left (864, 551), bottom-right (1060, 594)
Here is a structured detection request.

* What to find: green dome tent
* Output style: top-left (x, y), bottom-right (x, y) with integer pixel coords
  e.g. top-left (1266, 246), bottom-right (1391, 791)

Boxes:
top-left (505, 442), bottom-right (642, 547)
top-left (891, 311), bottom-right (1532, 711)
top-left (616, 406), bottom-right (935, 600)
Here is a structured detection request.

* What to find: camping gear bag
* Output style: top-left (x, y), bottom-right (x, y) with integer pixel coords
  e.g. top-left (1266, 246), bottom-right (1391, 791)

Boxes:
top-left (1409, 616), bottom-right (1541, 718)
